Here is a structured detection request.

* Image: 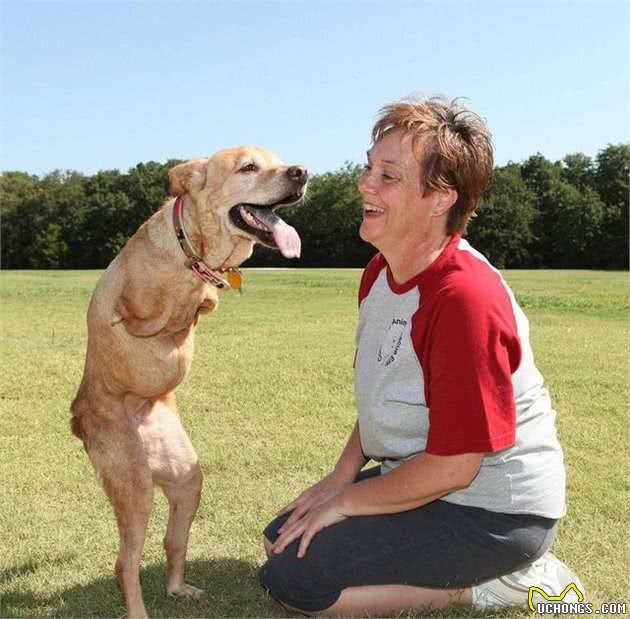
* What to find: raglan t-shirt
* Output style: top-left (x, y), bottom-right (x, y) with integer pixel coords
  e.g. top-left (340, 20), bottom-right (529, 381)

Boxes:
top-left (354, 234), bottom-right (566, 518)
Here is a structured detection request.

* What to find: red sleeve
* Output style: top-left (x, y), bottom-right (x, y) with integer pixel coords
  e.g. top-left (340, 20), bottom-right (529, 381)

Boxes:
top-left (358, 253), bottom-right (386, 306)
top-left (422, 278), bottom-right (521, 456)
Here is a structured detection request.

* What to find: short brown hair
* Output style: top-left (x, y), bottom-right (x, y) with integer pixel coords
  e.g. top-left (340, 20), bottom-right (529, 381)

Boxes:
top-left (372, 96), bottom-right (494, 234)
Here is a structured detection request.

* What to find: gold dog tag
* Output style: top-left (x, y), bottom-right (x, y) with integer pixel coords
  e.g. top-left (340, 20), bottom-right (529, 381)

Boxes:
top-left (227, 269), bottom-right (243, 294)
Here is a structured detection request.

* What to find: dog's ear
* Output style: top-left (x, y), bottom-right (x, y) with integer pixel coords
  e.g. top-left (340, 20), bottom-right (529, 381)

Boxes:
top-left (168, 158), bottom-right (209, 196)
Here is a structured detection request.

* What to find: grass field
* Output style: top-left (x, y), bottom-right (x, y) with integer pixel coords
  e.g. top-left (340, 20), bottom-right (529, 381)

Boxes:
top-left (1, 268), bottom-right (629, 618)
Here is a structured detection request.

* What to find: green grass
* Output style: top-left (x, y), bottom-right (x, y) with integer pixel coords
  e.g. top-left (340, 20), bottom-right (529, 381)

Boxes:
top-left (1, 268), bottom-right (629, 618)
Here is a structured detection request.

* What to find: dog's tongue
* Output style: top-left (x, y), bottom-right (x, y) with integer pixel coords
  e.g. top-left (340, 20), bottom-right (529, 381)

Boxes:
top-left (271, 218), bottom-right (301, 259)
top-left (247, 207), bottom-right (301, 258)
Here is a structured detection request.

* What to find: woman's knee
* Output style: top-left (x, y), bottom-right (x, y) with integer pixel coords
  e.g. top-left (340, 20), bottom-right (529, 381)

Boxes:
top-left (258, 551), bottom-right (340, 614)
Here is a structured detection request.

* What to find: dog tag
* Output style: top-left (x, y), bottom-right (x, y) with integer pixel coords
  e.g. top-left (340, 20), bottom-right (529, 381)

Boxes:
top-left (227, 269), bottom-right (243, 294)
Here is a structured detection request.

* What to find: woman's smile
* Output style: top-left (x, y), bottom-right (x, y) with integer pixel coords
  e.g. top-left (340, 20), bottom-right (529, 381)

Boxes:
top-left (363, 203), bottom-right (385, 218)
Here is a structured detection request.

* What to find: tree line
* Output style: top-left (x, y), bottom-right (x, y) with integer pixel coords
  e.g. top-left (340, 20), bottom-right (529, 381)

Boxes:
top-left (1, 144), bottom-right (628, 270)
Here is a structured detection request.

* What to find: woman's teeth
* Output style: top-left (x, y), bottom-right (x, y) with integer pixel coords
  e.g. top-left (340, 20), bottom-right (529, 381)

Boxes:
top-left (364, 205), bottom-right (384, 214)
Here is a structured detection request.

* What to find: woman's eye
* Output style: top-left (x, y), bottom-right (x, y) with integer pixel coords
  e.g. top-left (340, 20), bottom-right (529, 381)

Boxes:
top-left (362, 164), bottom-right (397, 183)
top-left (239, 163), bottom-right (257, 173)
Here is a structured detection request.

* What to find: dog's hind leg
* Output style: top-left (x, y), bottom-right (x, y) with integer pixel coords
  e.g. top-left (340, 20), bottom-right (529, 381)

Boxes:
top-left (161, 467), bottom-right (203, 598)
top-left (82, 409), bottom-right (154, 619)
top-left (139, 393), bottom-right (204, 600)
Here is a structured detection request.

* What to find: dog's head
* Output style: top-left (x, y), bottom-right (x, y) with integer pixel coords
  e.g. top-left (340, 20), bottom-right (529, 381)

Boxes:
top-left (168, 147), bottom-right (308, 264)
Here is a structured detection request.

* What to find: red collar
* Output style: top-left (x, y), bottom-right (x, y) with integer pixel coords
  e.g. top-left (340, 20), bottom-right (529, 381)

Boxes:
top-left (172, 196), bottom-right (233, 290)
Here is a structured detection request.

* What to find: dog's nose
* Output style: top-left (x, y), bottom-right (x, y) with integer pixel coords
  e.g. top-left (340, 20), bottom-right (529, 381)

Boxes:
top-left (287, 166), bottom-right (308, 181)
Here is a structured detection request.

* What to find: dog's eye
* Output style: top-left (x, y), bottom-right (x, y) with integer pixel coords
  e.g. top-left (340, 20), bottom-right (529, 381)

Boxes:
top-left (239, 163), bottom-right (258, 173)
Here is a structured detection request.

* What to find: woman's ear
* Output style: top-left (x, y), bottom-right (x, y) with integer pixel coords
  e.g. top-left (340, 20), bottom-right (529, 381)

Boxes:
top-left (432, 188), bottom-right (458, 217)
top-left (168, 158), bottom-right (209, 196)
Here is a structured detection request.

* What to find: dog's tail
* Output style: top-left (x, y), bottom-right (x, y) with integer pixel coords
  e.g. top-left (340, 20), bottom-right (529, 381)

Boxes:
top-left (70, 374), bottom-right (125, 448)
top-left (70, 413), bottom-right (85, 442)
top-left (70, 393), bottom-right (89, 443)
top-left (70, 373), bottom-right (98, 445)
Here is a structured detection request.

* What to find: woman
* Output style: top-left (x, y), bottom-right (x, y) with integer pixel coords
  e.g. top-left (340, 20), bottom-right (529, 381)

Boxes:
top-left (258, 96), bottom-right (582, 616)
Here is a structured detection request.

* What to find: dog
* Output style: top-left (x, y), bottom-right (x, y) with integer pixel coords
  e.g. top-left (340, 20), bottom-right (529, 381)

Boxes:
top-left (70, 147), bottom-right (308, 619)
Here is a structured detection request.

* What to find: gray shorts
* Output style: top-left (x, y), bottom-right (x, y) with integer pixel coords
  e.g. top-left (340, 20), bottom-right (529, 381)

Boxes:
top-left (259, 466), bottom-right (557, 612)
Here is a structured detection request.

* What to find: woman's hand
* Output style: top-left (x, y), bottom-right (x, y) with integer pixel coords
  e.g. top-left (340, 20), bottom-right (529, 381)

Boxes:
top-left (276, 471), bottom-right (352, 534)
top-left (271, 498), bottom-right (347, 558)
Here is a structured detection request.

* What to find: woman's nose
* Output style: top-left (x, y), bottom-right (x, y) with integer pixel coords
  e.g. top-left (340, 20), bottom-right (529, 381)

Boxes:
top-left (358, 169), bottom-right (375, 195)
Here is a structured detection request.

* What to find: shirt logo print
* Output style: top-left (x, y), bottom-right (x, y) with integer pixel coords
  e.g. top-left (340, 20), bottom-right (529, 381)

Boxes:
top-left (377, 318), bottom-right (408, 366)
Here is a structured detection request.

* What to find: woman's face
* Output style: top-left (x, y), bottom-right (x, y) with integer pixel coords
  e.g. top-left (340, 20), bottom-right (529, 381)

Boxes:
top-left (357, 128), bottom-right (440, 253)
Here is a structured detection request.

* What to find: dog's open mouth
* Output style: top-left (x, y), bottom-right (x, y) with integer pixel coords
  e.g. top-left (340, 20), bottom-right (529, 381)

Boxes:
top-left (228, 192), bottom-right (304, 258)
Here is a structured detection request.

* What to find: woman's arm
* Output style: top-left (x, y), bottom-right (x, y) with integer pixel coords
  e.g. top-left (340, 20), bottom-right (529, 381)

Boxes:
top-left (336, 450), bottom-right (483, 515)
top-left (331, 421), bottom-right (369, 482)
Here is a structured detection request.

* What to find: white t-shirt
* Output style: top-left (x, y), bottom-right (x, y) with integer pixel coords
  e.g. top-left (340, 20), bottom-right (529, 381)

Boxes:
top-left (354, 235), bottom-right (566, 518)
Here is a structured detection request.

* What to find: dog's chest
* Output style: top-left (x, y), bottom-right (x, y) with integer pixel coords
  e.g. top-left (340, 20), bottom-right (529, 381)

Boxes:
top-left (160, 327), bottom-right (196, 386)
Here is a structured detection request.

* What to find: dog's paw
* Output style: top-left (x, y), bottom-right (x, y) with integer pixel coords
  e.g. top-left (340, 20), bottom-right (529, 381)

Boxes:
top-left (168, 583), bottom-right (204, 600)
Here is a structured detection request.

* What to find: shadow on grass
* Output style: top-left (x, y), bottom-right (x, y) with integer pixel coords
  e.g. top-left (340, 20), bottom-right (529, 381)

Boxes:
top-left (0, 558), bottom-right (529, 619)
top-left (0, 558), bottom-right (289, 618)
top-left (0, 560), bottom-right (49, 585)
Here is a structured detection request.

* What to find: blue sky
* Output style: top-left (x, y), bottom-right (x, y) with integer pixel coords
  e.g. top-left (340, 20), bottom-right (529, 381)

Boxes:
top-left (1, 0), bottom-right (628, 176)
